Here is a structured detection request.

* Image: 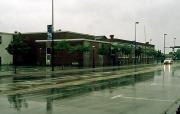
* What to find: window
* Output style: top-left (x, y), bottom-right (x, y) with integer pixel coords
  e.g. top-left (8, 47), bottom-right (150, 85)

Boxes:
top-left (0, 36), bottom-right (2, 44)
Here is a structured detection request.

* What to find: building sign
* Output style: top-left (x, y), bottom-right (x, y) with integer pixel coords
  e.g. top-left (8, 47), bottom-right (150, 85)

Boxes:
top-left (47, 25), bottom-right (53, 40)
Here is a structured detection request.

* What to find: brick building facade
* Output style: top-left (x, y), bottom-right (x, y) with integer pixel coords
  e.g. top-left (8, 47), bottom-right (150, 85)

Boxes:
top-left (14, 31), bottom-right (155, 67)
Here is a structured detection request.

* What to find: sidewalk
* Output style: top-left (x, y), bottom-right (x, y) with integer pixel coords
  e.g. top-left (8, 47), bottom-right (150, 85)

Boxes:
top-left (0, 64), bottom-right (163, 95)
top-left (0, 64), bottom-right (157, 78)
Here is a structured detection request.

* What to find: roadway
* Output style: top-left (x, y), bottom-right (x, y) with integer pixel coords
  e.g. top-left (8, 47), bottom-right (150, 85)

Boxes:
top-left (0, 64), bottom-right (180, 114)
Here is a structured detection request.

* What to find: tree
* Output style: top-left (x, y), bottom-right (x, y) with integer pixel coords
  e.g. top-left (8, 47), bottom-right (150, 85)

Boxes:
top-left (118, 44), bottom-right (133, 64)
top-left (6, 32), bottom-right (31, 73)
top-left (98, 45), bottom-right (110, 66)
top-left (146, 48), bottom-right (156, 57)
top-left (155, 50), bottom-right (163, 61)
top-left (135, 47), bottom-right (143, 63)
top-left (69, 45), bottom-right (90, 67)
top-left (111, 44), bottom-right (123, 56)
top-left (6, 33), bottom-right (30, 55)
top-left (110, 44), bottom-right (134, 65)
top-left (136, 47), bottom-right (143, 57)
top-left (120, 45), bottom-right (132, 56)
top-left (69, 45), bottom-right (90, 54)
top-left (98, 46), bottom-right (109, 55)
top-left (168, 51), bottom-right (175, 59)
top-left (145, 48), bottom-right (162, 63)
top-left (54, 42), bottom-right (90, 67)
top-left (175, 49), bottom-right (180, 60)
top-left (54, 41), bottom-right (70, 51)
top-left (110, 44), bottom-right (121, 66)
top-left (54, 41), bottom-right (90, 54)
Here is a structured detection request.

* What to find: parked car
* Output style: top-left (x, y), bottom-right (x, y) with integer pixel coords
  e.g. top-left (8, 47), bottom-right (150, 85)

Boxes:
top-left (164, 58), bottom-right (173, 64)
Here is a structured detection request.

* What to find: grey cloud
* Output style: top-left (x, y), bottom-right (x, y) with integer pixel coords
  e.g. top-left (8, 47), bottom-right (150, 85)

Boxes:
top-left (0, 0), bottom-right (179, 52)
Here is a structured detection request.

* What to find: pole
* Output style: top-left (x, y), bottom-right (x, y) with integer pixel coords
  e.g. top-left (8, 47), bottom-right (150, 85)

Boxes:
top-left (145, 43), bottom-right (147, 64)
top-left (164, 34), bottom-right (167, 60)
top-left (51, 0), bottom-right (54, 71)
top-left (174, 38), bottom-right (176, 52)
top-left (144, 26), bottom-right (147, 64)
top-left (135, 22), bottom-right (139, 65)
top-left (92, 46), bottom-right (95, 68)
top-left (135, 23), bottom-right (136, 65)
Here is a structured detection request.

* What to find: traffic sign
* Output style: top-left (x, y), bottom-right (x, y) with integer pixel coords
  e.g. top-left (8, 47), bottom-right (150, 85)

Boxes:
top-left (47, 25), bottom-right (52, 40)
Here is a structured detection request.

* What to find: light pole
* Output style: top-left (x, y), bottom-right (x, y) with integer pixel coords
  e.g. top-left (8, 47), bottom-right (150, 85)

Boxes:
top-left (145, 42), bottom-right (147, 64)
top-left (173, 38), bottom-right (176, 52)
top-left (92, 46), bottom-right (95, 68)
top-left (164, 34), bottom-right (167, 59)
top-left (51, 0), bottom-right (55, 71)
top-left (134, 22), bottom-right (139, 65)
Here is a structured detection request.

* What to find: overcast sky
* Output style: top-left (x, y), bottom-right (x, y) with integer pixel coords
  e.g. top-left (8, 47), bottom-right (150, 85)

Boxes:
top-left (0, 0), bottom-right (180, 52)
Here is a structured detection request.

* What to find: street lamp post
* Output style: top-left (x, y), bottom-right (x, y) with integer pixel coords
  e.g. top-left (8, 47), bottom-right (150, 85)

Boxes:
top-left (134, 22), bottom-right (139, 65)
top-left (164, 34), bottom-right (167, 60)
top-left (173, 38), bottom-right (176, 52)
top-left (92, 46), bottom-right (95, 68)
top-left (145, 42), bottom-right (147, 64)
top-left (51, 0), bottom-right (55, 71)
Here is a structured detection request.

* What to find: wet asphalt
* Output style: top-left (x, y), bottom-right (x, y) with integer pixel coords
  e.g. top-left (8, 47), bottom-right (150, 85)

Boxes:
top-left (0, 64), bottom-right (180, 114)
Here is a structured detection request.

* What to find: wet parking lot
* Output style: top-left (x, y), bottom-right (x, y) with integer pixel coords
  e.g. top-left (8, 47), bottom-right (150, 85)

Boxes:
top-left (0, 64), bottom-right (180, 114)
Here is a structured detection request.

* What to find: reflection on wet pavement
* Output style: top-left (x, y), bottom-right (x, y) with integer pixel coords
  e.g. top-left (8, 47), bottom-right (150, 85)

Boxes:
top-left (0, 64), bottom-right (180, 114)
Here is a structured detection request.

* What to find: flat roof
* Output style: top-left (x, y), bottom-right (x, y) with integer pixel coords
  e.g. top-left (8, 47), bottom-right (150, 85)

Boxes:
top-left (36, 38), bottom-right (155, 47)
top-left (22, 31), bottom-right (95, 36)
top-left (0, 32), bottom-right (13, 35)
top-left (36, 38), bottom-right (111, 44)
top-left (109, 38), bottom-right (154, 47)
top-left (0, 31), bottom-right (154, 47)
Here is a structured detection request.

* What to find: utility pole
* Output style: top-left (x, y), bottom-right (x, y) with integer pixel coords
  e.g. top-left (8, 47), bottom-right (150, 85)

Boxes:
top-left (92, 46), bottom-right (95, 68)
top-left (134, 22), bottom-right (139, 65)
top-left (51, 0), bottom-right (55, 71)
top-left (173, 38), bottom-right (176, 52)
top-left (144, 26), bottom-right (147, 64)
top-left (164, 34), bottom-right (167, 60)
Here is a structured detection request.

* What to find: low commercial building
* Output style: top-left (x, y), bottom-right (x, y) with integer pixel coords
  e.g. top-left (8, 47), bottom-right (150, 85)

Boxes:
top-left (12, 31), bottom-right (155, 67)
top-left (21, 31), bottom-right (111, 67)
top-left (0, 32), bottom-right (13, 65)
top-left (108, 35), bottom-right (155, 65)
top-left (36, 38), bottom-right (112, 67)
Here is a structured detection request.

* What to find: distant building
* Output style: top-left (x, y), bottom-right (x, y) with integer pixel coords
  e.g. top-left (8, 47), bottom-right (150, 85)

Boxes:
top-left (0, 32), bottom-right (13, 65)
top-left (108, 35), bottom-right (155, 65)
